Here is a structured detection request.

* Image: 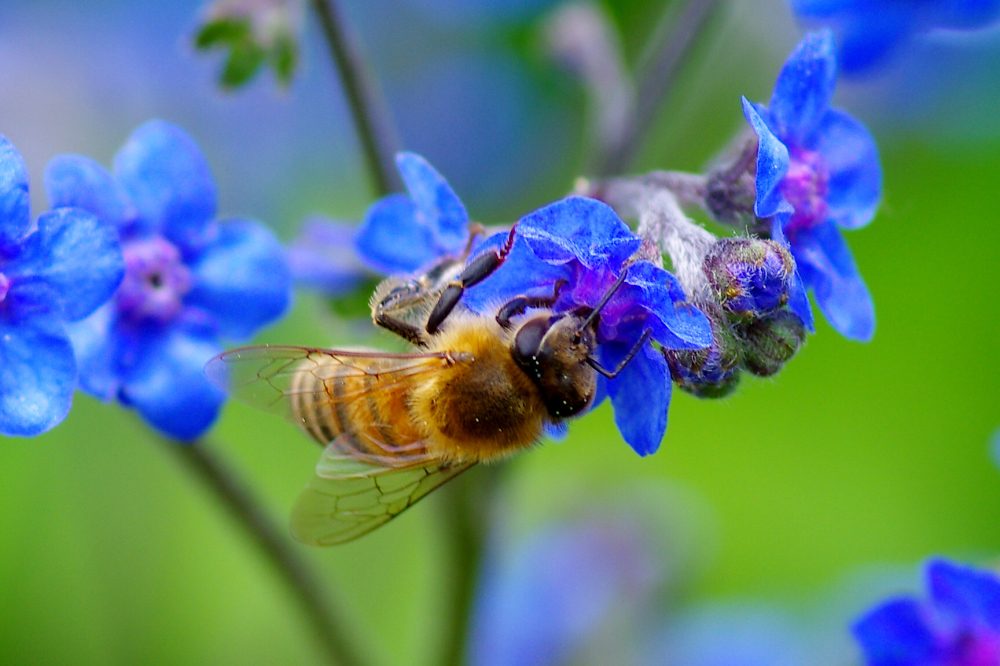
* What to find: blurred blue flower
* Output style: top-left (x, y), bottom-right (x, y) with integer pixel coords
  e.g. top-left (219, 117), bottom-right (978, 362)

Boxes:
top-left (0, 135), bottom-right (124, 437)
top-left (354, 152), bottom-right (471, 275)
top-left (853, 558), bottom-right (1000, 666)
top-left (743, 30), bottom-right (880, 342)
top-left (45, 120), bottom-right (291, 441)
top-left (465, 197), bottom-right (713, 456)
top-left (792, 0), bottom-right (1000, 76)
top-left (469, 516), bottom-right (662, 666)
top-left (287, 216), bottom-right (370, 296)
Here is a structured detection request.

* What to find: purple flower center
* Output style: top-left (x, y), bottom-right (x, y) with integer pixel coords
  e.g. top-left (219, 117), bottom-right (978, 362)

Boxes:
top-left (117, 236), bottom-right (192, 324)
top-left (781, 148), bottom-right (829, 234)
top-left (0, 273), bottom-right (9, 303)
top-left (951, 628), bottom-right (1000, 666)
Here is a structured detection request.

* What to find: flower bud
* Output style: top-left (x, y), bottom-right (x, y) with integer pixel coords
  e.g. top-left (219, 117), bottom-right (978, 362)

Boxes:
top-left (664, 302), bottom-right (742, 399)
top-left (703, 238), bottom-right (794, 320)
top-left (737, 310), bottom-right (807, 377)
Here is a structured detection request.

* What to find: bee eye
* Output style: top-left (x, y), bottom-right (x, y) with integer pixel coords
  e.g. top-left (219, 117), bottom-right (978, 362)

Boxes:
top-left (512, 317), bottom-right (549, 367)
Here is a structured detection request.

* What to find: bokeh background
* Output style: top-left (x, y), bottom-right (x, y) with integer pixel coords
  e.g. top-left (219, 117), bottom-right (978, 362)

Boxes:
top-left (1, 0), bottom-right (999, 664)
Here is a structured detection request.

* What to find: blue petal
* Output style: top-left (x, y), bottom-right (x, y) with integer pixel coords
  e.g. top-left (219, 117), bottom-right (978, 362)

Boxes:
top-left (287, 218), bottom-right (369, 294)
top-left (516, 197), bottom-right (640, 270)
top-left (113, 120), bottom-right (217, 254)
top-left (186, 219), bottom-right (291, 341)
top-left (355, 194), bottom-right (442, 274)
top-left (542, 421), bottom-right (568, 442)
top-left (67, 304), bottom-right (120, 401)
top-left (602, 341), bottom-right (670, 456)
top-left (771, 216), bottom-right (815, 332)
top-left (44, 154), bottom-right (133, 229)
top-left (0, 307), bottom-right (75, 437)
top-left (603, 261), bottom-right (712, 350)
top-left (808, 108), bottom-right (881, 230)
top-left (119, 320), bottom-right (225, 441)
top-left (396, 152), bottom-right (468, 254)
top-left (934, 0), bottom-right (1000, 29)
top-left (462, 232), bottom-right (571, 315)
top-left (3, 208), bottom-right (124, 322)
top-left (768, 31), bottom-right (838, 144)
top-left (927, 559), bottom-right (1000, 631)
top-left (852, 598), bottom-right (944, 666)
top-left (837, 12), bottom-right (912, 76)
top-left (742, 98), bottom-right (791, 219)
top-left (0, 134), bottom-right (32, 252)
top-left (792, 221), bottom-right (874, 341)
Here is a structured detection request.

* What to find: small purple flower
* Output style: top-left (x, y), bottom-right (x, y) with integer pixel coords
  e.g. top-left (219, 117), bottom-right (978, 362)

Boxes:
top-left (287, 217), bottom-right (370, 296)
top-left (792, 0), bottom-right (1000, 76)
top-left (703, 238), bottom-right (794, 320)
top-left (743, 30), bottom-right (880, 342)
top-left (45, 120), bottom-right (291, 441)
top-left (464, 197), bottom-right (713, 456)
top-left (0, 135), bottom-right (124, 436)
top-left (354, 152), bottom-right (471, 275)
top-left (853, 558), bottom-right (1000, 666)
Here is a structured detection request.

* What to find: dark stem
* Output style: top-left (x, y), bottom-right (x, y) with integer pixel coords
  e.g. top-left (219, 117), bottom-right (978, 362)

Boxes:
top-left (311, 0), bottom-right (401, 196)
top-left (166, 439), bottom-right (368, 666)
top-left (439, 465), bottom-right (504, 666)
top-left (594, 0), bottom-right (726, 176)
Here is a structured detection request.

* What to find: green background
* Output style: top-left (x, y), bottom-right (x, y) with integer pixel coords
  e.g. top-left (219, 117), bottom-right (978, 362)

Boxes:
top-left (1, 0), bottom-right (999, 664)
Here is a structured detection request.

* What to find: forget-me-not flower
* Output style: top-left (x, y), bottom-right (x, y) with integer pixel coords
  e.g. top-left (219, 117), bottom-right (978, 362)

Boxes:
top-left (792, 0), bottom-right (1000, 76)
top-left (0, 135), bottom-right (124, 437)
top-left (45, 120), bottom-right (291, 441)
top-left (853, 558), bottom-right (1000, 666)
top-left (464, 197), bottom-right (713, 456)
top-left (355, 152), bottom-right (472, 275)
top-left (743, 30), bottom-right (881, 342)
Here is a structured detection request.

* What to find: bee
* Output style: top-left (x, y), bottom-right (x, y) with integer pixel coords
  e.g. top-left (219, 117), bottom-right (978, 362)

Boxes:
top-left (206, 228), bottom-right (650, 545)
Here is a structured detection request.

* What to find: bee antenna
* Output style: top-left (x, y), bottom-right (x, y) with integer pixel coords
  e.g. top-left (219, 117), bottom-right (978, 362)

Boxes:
top-left (578, 269), bottom-right (629, 333)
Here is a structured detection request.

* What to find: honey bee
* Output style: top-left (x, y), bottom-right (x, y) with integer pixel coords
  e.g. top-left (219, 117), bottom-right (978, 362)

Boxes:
top-left (206, 229), bottom-right (650, 545)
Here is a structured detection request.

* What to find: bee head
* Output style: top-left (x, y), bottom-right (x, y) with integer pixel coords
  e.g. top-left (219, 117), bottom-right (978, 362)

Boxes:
top-left (511, 313), bottom-right (598, 419)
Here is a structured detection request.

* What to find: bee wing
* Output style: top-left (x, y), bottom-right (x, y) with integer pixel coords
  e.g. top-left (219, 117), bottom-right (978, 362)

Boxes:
top-left (291, 436), bottom-right (475, 545)
top-left (205, 344), bottom-right (457, 444)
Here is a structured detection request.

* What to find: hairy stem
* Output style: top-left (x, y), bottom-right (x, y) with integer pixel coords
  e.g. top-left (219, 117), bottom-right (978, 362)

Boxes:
top-left (594, 0), bottom-right (726, 175)
top-left (439, 465), bottom-right (503, 666)
top-left (167, 439), bottom-right (367, 666)
top-left (311, 0), bottom-right (401, 196)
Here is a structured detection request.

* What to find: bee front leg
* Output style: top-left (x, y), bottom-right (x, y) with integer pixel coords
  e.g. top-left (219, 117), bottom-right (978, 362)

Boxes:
top-left (426, 226), bottom-right (517, 334)
top-left (496, 279), bottom-right (568, 329)
top-left (373, 280), bottom-right (430, 347)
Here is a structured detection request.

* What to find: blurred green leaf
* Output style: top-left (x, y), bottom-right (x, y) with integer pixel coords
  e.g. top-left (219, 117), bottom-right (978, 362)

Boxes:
top-left (269, 30), bottom-right (299, 88)
top-left (194, 17), bottom-right (251, 50)
top-left (219, 39), bottom-right (266, 90)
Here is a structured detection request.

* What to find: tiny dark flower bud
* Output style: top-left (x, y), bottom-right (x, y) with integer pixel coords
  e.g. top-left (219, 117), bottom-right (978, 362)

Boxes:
top-left (703, 238), bottom-right (794, 320)
top-left (664, 302), bottom-right (742, 399)
top-left (737, 310), bottom-right (807, 377)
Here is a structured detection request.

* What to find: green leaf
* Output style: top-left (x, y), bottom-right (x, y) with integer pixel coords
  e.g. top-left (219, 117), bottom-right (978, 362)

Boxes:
top-left (268, 31), bottom-right (299, 87)
top-left (219, 39), bottom-right (266, 90)
top-left (194, 17), bottom-right (250, 51)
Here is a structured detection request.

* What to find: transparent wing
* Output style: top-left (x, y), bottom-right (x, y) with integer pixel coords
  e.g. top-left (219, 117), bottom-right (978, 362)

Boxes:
top-left (205, 344), bottom-right (458, 431)
top-left (291, 436), bottom-right (475, 546)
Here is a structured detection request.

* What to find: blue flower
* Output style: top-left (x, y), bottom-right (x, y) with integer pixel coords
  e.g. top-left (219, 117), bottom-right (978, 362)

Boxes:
top-left (792, 0), bottom-right (1000, 76)
top-left (743, 30), bottom-right (880, 342)
top-left (0, 135), bottom-right (124, 437)
top-left (45, 120), bottom-right (291, 441)
top-left (464, 197), bottom-right (713, 456)
top-left (853, 558), bottom-right (1000, 666)
top-left (355, 152), bottom-right (471, 275)
top-left (287, 216), bottom-right (370, 296)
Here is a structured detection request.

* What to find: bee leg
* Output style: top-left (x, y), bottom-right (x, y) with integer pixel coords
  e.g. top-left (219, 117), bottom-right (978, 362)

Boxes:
top-left (426, 226), bottom-right (518, 334)
top-left (586, 329), bottom-right (653, 379)
top-left (374, 309), bottom-right (426, 346)
top-left (496, 279), bottom-right (568, 329)
top-left (373, 282), bottom-right (430, 346)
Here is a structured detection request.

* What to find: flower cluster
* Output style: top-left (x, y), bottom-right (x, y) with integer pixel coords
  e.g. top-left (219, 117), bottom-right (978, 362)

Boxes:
top-left (0, 136), bottom-right (124, 436)
top-left (743, 29), bottom-right (880, 342)
top-left (853, 558), bottom-right (1000, 665)
top-left (46, 121), bottom-right (291, 440)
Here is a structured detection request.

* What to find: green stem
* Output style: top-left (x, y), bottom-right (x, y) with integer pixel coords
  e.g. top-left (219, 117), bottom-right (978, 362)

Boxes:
top-left (166, 439), bottom-right (368, 666)
top-left (594, 0), bottom-right (726, 176)
top-left (311, 0), bottom-right (401, 196)
top-left (439, 465), bottom-right (504, 666)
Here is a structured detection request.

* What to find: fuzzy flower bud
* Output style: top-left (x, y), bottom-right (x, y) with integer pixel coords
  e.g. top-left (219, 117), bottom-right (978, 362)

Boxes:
top-left (703, 238), bottom-right (794, 320)
top-left (737, 310), bottom-right (806, 377)
top-left (664, 302), bottom-right (742, 399)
